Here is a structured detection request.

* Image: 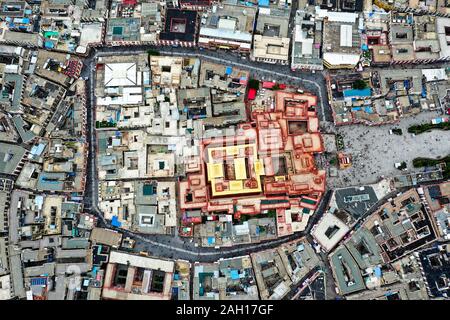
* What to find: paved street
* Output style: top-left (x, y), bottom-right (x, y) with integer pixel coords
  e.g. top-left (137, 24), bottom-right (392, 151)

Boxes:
top-left (328, 110), bottom-right (450, 188)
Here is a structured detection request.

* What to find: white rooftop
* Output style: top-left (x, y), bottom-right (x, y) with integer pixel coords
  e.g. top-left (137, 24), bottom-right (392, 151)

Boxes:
top-left (316, 8), bottom-right (357, 23)
top-left (97, 86), bottom-right (143, 105)
top-left (436, 17), bottom-right (450, 59)
top-left (340, 24), bottom-right (353, 47)
top-left (199, 27), bottom-right (252, 42)
top-left (422, 68), bottom-right (448, 82)
top-left (294, 25), bottom-right (314, 55)
top-left (323, 52), bottom-right (360, 66)
top-left (109, 251), bottom-right (174, 273)
top-left (104, 63), bottom-right (140, 87)
top-left (311, 211), bottom-right (350, 252)
top-left (218, 18), bottom-right (237, 30)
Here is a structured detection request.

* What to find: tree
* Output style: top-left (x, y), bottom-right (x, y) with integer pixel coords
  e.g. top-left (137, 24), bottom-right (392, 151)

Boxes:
top-left (272, 84), bottom-right (280, 91)
top-left (408, 122), bottom-right (450, 134)
top-left (248, 79), bottom-right (260, 90)
top-left (147, 49), bottom-right (160, 56)
top-left (392, 128), bottom-right (403, 135)
top-left (397, 161), bottom-right (407, 170)
top-left (267, 209), bottom-right (276, 218)
top-left (352, 79), bottom-right (367, 90)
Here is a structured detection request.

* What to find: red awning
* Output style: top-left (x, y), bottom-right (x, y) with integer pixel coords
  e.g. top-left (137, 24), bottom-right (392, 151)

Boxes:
top-left (248, 88), bottom-right (257, 100)
top-left (262, 81), bottom-right (276, 89)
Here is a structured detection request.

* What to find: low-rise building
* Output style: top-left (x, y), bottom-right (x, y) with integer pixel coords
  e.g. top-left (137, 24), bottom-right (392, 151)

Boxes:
top-left (40, 0), bottom-right (105, 54)
top-left (291, 9), bottom-right (323, 71)
top-left (177, 0), bottom-right (211, 10)
top-left (171, 260), bottom-right (191, 300)
top-left (35, 50), bottom-right (82, 87)
top-left (198, 3), bottom-right (257, 52)
top-left (329, 245), bottom-right (366, 295)
top-left (319, 9), bottom-right (362, 69)
top-left (158, 8), bottom-right (198, 47)
top-left (365, 188), bottom-right (437, 263)
top-left (98, 179), bottom-right (177, 234)
top-left (277, 238), bottom-right (321, 285)
top-left (422, 182), bottom-right (450, 240)
top-left (95, 54), bottom-right (149, 106)
top-left (363, 11), bottom-right (391, 66)
top-left (0, 3), bottom-right (43, 48)
top-left (252, 2), bottom-right (291, 65)
top-left (436, 17), bottom-right (450, 62)
top-left (0, 143), bottom-right (27, 175)
top-left (251, 248), bottom-right (292, 300)
top-left (419, 244), bottom-right (450, 298)
top-left (102, 251), bottom-right (175, 300)
top-left (193, 256), bottom-right (259, 300)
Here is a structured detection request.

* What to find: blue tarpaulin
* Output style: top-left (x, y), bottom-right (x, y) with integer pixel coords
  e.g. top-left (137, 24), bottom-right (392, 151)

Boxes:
top-left (225, 66), bottom-right (232, 75)
top-left (421, 87), bottom-right (427, 98)
top-left (404, 80), bottom-right (410, 89)
top-left (31, 278), bottom-right (47, 286)
top-left (44, 41), bottom-right (54, 49)
top-left (30, 143), bottom-right (46, 156)
top-left (374, 267), bottom-right (382, 277)
top-left (39, 175), bottom-right (59, 184)
top-left (111, 215), bottom-right (122, 227)
top-left (365, 106), bottom-right (373, 114)
top-left (14, 18), bottom-right (29, 24)
top-left (230, 270), bottom-right (239, 280)
top-left (343, 88), bottom-right (371, 98)
top-left (258, 0), bottom-right (269, 6)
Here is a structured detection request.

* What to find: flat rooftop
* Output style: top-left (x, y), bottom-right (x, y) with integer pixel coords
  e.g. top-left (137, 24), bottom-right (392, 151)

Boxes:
top-left (0, 143), bottom-right (26, 175)
top-left (104, 63), bottom-right (140, 87)
top-left (332, 185), bottom-right (379, 219)
top-left (106, 17), bottom-right (140, 42)
top-left (312, 210), bottom-right (351, 252)
top-left (323, 20), bottom-right (360, 55)
top-left (330, 246), bottom-right (365, 295)
top-left (109, 250), bottom-right (174, 273)
top-left (255, 8), bottom-right (289, 38)
top-left (159, 8), bottom-right (197, 42)
top-left (199, 4), bottom-right (256, 42)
